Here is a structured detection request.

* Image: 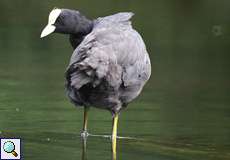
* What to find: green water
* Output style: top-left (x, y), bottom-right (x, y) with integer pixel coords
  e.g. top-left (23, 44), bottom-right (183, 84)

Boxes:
top-left (0, 1), bottom-right (230, 160)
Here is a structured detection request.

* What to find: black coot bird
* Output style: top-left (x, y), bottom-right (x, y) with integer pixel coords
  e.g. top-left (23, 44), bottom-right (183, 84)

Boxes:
top-left (40, 8), bottom-right (151, 148)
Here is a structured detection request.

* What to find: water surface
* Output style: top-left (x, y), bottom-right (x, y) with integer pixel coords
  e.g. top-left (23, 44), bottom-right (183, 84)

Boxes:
top-left (0, 1), bottom-right (230, 160)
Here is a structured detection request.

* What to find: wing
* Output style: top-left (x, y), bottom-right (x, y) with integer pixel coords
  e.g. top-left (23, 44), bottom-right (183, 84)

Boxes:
top-left (65, 13), bottom-right (151, 105)
top-left (95, 12), bottom-right (134, 27)
top-left (95, 12), bottom-right (151, 86)
top-left (66, 30), bottom-right (122, 90)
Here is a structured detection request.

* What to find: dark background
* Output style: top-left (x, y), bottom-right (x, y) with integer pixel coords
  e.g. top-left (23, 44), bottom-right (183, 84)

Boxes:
top-left (0, 1), bottom-right (229, 160)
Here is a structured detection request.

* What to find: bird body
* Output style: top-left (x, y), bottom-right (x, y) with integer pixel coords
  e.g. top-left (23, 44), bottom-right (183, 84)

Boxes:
top-left (41, 9), bottom-right (151, 147)
top-left (65, 12), bottom-right (151, 115)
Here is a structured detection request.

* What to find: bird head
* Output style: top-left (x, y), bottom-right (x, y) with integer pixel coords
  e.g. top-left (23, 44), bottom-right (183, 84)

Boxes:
top-left (40, 8), bottom-right (92, 38)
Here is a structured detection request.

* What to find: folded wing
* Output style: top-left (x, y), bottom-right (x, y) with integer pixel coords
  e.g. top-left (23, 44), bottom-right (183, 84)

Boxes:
top-left (65, 12), bottom-right (151, 106)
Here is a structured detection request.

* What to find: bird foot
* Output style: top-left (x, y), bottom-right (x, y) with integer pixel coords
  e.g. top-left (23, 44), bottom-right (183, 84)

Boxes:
top-left (80, 130), bottom-right (89, 139)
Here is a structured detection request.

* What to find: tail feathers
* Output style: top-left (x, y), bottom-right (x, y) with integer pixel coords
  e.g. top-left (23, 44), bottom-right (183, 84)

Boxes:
top-left (66, 86), bottom-right (84, 106)
top-left (70, 71), bottom-right (91, 89)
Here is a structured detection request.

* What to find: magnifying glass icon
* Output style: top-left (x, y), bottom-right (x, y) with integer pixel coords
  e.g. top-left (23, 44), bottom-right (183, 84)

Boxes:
top-left (3, 141), bottom-right (18, 157)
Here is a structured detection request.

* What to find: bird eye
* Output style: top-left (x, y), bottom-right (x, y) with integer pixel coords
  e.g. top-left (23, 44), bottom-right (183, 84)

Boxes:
top-left (55, 16), bottom-right (65, 25)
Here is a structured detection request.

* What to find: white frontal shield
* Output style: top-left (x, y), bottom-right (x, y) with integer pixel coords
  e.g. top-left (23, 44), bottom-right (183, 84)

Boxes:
top-left (40, 8), bottom-right (62, 38)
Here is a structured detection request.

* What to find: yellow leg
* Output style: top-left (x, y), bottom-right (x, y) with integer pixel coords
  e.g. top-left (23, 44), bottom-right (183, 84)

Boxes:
top-left (112, 114), bottom-right (118, 160)
top-left (81, 107), bottom-right (89, 138)
top-left (83, 107), bottom-right (89, 132)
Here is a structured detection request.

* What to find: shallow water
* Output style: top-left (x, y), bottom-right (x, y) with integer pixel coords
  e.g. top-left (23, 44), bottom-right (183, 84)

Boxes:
top-left (0, 1), bottom-right (230, 160)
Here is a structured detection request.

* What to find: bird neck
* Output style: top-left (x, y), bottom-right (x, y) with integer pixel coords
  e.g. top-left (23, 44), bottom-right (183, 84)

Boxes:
top-left (74, 17), bottom-right (93, 35)
top-left (69, 34), bottom-right (85, 49)
top-left (69, 17), bottom-right (93, 49)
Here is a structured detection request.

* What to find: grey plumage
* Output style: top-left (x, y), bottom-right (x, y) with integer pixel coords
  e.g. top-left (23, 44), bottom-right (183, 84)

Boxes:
top-left (65, 12), bottom-right (151, 115)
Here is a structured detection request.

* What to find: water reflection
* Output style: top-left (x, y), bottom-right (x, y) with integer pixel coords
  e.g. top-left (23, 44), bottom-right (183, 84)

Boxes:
top-left (81, 135), bottom-right (117, 160)
top-left (81, 137), bottom-right (87, 160)
top-left (0, 1), bottom-right (229, 160)
top-left (112, 137), bottom-right (116, 160)
top-left (80, 133), bottom-right (143, 160)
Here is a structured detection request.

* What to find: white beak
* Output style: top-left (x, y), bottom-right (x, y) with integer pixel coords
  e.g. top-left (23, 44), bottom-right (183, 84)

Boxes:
top-left (40, 24), bottom-right (56, 38)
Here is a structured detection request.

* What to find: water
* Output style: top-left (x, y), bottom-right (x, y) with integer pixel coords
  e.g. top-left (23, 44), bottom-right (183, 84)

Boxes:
top-left (0, 1), bottom-right (230, 160)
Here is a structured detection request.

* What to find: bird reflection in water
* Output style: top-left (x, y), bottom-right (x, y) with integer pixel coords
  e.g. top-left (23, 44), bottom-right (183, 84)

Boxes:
top-left (80, 136), bottom-right (117, 160)
top-left (81, 137), bottom-right (87, 160)
top-left (112, 139), bottom-right (117, 160)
